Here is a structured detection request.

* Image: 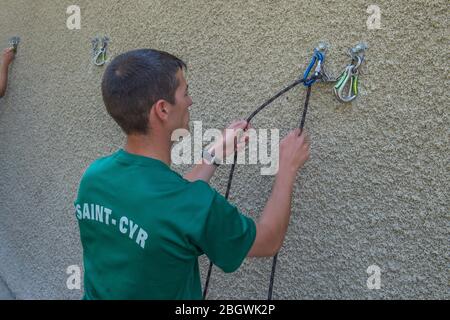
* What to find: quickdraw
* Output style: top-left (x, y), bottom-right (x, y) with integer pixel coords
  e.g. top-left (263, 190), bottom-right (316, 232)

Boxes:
top-left (334, 43), bottom-right (368, 103)
top-left (92, 36), bottom-right (110, 66)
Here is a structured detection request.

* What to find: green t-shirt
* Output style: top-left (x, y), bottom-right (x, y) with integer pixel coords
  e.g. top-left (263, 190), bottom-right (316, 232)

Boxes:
top-left (74, 149), bottom-right (256, 300)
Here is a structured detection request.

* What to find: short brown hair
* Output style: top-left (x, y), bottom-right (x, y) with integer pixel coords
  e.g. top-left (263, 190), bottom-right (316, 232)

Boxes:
top-left (102, 49), bottom-right (186, 135)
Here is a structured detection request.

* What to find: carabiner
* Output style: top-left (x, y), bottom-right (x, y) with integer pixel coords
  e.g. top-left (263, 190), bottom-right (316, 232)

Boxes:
top-left (334, 64), bottom-right (359, 103)
top-left (94, 47), bottom-right (107, 66)
top-left (92, 36), bottom-right (109, 66)
top-left (303, 43), bottom-right (328, 87)
top-left (333, 55), bottom-right (363, 103)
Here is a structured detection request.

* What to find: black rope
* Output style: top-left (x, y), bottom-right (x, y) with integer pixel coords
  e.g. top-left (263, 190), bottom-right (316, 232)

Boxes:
top-left (246, 79), bottom-right (305, 123)
top-left (268, 252), bottom-right (278, 300)
top-left (299, 85), bottom-right (312, 133)
top-left (203, 76), bottom-right (317, 300)
top-left (267, 85), bottom-right (313, 301)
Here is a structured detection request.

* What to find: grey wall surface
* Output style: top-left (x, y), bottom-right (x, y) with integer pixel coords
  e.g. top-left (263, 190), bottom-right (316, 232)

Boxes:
top-left (0, 0), bottom-right (448, 300)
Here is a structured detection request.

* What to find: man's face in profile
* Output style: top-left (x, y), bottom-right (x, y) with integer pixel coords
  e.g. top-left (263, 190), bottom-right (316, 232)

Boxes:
top-left (168, 69), bottom-right (193, 133)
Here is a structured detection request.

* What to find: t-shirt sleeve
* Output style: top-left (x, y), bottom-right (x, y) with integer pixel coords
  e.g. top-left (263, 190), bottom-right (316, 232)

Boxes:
top-left (193, 183), bottom-right (256, 273)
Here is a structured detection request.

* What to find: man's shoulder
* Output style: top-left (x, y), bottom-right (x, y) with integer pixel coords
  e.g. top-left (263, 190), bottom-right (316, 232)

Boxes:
top-left (81, 152), bottom-right (118, 180)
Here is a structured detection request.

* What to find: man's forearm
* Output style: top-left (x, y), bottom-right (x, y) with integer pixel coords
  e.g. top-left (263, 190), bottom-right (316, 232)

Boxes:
top-left (259, 168), bottom-right (297, 251)
top-left (184, 161), bottom-right (218, 183)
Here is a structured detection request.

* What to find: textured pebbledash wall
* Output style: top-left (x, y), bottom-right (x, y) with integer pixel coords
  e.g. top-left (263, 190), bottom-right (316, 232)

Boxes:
top-left (0, 0), bottom-right (448, 300)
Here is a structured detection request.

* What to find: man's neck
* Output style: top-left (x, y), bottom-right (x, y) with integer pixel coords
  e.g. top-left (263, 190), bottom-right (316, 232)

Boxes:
top-left (125, 133), bottom-right (172, 166)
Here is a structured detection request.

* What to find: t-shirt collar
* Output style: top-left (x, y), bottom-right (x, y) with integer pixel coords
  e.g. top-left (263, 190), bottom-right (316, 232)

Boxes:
top-left (115, 149), bottom-right (172, 169)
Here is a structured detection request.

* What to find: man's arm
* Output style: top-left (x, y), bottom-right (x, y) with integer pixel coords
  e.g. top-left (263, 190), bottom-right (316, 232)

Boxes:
top-left (184, 160), bottom-right (218, 183)
top-left (0, 48), bottom-right (15, 98)
top-left (248, 129), bottom-right (310, 257)
top-left (184, 120), bottom-right (250, 183)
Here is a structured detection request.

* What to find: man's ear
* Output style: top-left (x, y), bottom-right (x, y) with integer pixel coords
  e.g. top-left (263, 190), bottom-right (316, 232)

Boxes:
top-left (152, 99), bottom-right (170, 122)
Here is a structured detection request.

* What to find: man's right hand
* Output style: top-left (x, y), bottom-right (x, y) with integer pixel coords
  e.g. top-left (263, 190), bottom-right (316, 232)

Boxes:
top-left (279, 129), bottom-right (311, 174)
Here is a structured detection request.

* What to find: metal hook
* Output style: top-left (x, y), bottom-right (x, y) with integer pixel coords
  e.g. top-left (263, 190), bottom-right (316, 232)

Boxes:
top-left (334, 62), bottom-right (360, 103)
top-left (92, 36), bottom-right (110, 66)
top-left (350, 42), bottom-right (368, 58)
top-left (303, 42), bottom-right (329, 86)
top-left (348, 42), bottom-right (368, 72)
top-left (93, 49), bottom-right (107, 66)
top-left (334, 43), bottom-right (368, 103)
top-left (8, 36), bottom-right (20, 54)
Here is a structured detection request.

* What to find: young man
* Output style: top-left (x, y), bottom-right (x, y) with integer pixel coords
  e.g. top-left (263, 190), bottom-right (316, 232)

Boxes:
top-left (0, 48), bottom-right (15, 98)
top-left (75, 49), bottom-right (310, 300)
